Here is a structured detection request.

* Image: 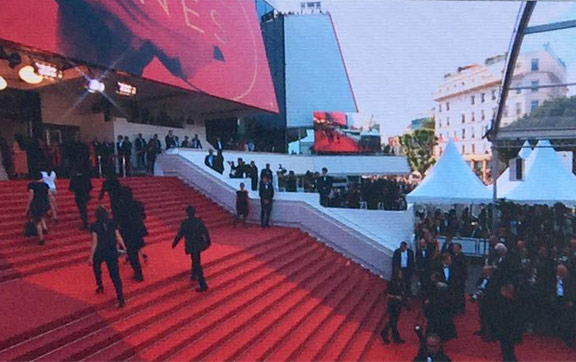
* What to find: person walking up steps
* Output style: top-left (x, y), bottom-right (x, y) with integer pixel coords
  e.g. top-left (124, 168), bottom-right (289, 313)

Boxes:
top-left (172, 206), bottom-right (211, 292)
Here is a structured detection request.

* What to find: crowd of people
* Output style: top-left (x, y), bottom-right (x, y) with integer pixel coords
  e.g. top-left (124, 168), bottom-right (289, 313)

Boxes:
top-left (399, 201), bottom-right (576, 361)
top-left (24, 168), bottom-right (212, 307)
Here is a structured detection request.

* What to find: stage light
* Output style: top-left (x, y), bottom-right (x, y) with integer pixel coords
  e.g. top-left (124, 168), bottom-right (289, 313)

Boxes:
top-left (116, 81), bottom-right (137, 96)
top-left (86, 79), bottom-right (105, 93)
top-left (0, 76), bottom-right (7, 91)
top-left (34, 61), bottom-right (62, 80)
top-left (18, 65), bottom-right (42, 84)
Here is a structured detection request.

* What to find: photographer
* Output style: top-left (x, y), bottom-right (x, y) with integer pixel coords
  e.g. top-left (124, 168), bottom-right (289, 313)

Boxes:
top-left (413, 331), bottom-right (451, 362)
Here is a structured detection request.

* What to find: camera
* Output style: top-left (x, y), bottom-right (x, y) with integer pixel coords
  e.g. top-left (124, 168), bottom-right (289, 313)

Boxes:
top-left (469, 290), bottom-right (485, 303)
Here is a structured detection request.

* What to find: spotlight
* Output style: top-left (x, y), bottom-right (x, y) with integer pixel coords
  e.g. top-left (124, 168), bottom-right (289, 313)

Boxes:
top-left (86, 79), bottom-right (105, 93)
top-left (0, 76), bottom-right (7, 91)
top-left (18, 65), bottom-right (42, 84)
top-left (116, 81), bottom-right (137, 96)
top-left (34, 61), bottom-right (62, 80)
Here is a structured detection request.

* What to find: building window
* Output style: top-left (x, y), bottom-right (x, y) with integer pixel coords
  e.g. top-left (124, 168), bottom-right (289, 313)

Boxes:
top-left (531, 81), bottom-right (539, 92)
top-left (531, 58), bottom-right (539, 71)
top-left (503, 106), bottom-right (508, 118)
top-left (472, 144), bottom-right (476, 154)
top-left (446, 102), bottom-right (450, 111)
top-left (471, 95), bottom-right (475, 105)
top-left (446, 117), bottom-right (450, 126)
top-left (492, 89), bottom-right (497, 100)
top-left (481, 110), bottom-right (485, 121)
top-left (531, 100), bottom-right (539, 112)
top-left (454, 131), bottom-right (457, 138)
top-left (515, 102), bottom-right (522, 116)
top-left (439, 104), bottom-right (442, 113)
top-left (471, 112), bottom-right (475, 122)
top-left (492, 107), bottom-right (497, 119)
top-left (481, 93), bottom-right (485, 103)
top-left (439, 119), bottom-right (442, 128)
top-left (515, 83), bottom-right (522, 94)
top-left (472, 127), bottom-right (476, 138)
top-left (461, 114), bottom-right (465, 123)
top-left (462, 129), bottom-right (466, 139)
top-left (462, 145), bottom-right (465, 154)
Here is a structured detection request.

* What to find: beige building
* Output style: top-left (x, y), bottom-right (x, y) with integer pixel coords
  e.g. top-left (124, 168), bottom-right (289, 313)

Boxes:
top-left (433, 45), bottom-right (568, 181)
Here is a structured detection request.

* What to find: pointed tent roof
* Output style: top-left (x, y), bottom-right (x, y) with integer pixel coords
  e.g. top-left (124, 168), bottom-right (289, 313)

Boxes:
top-left (491, 140), bottom-right (532, 197)
top-left (505, 140), bottom-right (576, 206)
top-left (407, 138), bottom-right (492, 204)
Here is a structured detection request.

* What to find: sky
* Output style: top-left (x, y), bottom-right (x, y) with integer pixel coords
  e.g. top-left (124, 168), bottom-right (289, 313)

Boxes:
top-left (268, 0), bottom-right (576, 137)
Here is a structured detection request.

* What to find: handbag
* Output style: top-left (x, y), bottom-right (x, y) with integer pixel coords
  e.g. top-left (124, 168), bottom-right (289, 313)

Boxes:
top-left (24, 221), bottom-right (37, 236)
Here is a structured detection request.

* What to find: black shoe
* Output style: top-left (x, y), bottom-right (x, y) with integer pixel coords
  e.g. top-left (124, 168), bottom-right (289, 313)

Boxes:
top-left (96, 286), bottom-right (104, 294)
top-left (191, 275), bottom-right (197, 281)
top-left (393, 338), bottom-right (405, 344)
top-left (381, 336), bottom-right (390, 344)
top-left (133, 275), bottom-right (144, 282)
top-left (117, 300), bottom-right (125, 308)
top-left (38, 239), bottom-right (45, 245)
top-left (195, 286), bottom-right (209, 293)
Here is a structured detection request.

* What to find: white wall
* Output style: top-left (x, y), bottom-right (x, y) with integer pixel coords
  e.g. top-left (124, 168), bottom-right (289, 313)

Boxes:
top-left (157, 150), bottom-right (415, 279)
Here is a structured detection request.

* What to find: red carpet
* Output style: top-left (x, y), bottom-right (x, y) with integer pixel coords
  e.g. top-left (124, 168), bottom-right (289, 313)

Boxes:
top-left (0, 177), bottom-right (574, 361)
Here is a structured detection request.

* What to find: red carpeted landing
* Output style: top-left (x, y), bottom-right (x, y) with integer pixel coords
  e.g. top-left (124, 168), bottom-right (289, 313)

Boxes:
top-left (0, 177), bottom-right (574, 361)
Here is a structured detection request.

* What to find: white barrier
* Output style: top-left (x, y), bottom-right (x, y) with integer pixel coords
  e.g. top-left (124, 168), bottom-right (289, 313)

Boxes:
top-left (157, 151), bottom-right (414, 279)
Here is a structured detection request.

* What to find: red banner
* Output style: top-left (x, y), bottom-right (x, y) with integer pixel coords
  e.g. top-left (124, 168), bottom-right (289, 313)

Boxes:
top-left (0, 0), bottom-right (278, 113)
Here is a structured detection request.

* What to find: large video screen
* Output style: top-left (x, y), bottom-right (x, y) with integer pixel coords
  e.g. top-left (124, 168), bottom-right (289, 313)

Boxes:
top-left (0, 0), bottom-right (278, 113)
top-left (313, 111), bottom-right (382, 153)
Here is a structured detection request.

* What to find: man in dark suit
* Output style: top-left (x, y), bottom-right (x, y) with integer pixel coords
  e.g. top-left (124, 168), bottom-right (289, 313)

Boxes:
top-left (116, 135), bottom-right (125, 176)
top-left (451, 243), bottom-right (468, 313)
top-left (214, 137), bottom-right (223, 151)
top-left (555, 264), bottom-right (576, 347)
top-left (121, 136), bottom-right (133, 176)
top-left (473, 266), bottom-right (494, 340)
top-left (492, 283), bottom-right (523, 361)
top-left (172, 206), bottom-right (211, 292)
top-left (392, 241), bottom-right (415, 297)
top-left (191, 134), bottom-right (202, 149)
top-left (315, 167), bottom-right (334, 207)
top-left (249, 161), bottom-right (259, 191)
top-left (204, 149), bottom-right (215, 170)
top-left (259, 175), bottom-right (274, 227)
top-left (440, 235), bottom-right (455, 256)
top-left (413, 332), bottom-right (451, 362)
top-left (165, 130), bottom-right (176, 150)
top-left (134, 133), bottom-right (147, 170)
top-left (260, 163), bottom-right (273, 183)
top-left (69, 168), bottom-right (92, 229)
top-left (146, 135), bottom-right (161, 176)
top-left (416, 238), bottom-right (433, 297)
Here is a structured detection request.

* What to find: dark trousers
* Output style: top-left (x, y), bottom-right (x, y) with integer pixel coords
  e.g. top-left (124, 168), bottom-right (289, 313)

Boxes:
top-left (381, 303), bottom-right (402, 341)
top-left (137, 152), bottom-right (146, 169)
top-left (499, 339), bottom-right (517, 361)
top-left (555, 299), bottom-right (576, 344)
top-left (479, 300), bottom-right (493, 336)
top-left (118, 154), bottom-right (125, 176)
top-left (455, 286), bottom-right (466, 312)
top-left (320, 192), bottom-right (330, 207)
top-left (191, 251), bottom-right (208, 289)
top-left (93, 257), bottom-right (124, 303)
top-left (251, 177), bottom-right (258, 191)
top-left (260, 200), bottom-right (272, 227)
top-left (75, 197), bottom-right (89, 227)
top-left (127, 246), bottom-right (143, 279)
top-left (401, 268), bottom-right (413, 296)
top-left (147, 155), bottom-right (156, 175)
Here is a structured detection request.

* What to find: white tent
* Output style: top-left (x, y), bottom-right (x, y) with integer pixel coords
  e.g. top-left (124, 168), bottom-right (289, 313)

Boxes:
top-left (407, 138), bottom-right (492, 204)
top-left (490, 140), bottom-right (532, 197)
top-left (504, 140), bottom-right (576, 206)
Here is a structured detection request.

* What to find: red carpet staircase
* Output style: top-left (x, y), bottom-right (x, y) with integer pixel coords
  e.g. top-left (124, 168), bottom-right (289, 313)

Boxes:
top-left (0, 177), bottom-right (391, 361)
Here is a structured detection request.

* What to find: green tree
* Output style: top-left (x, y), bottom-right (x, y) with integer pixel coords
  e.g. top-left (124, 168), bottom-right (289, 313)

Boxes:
top-left (506, 95), bottom-right (576, 129)
top-left (399, 128), bottom-right (438, 174)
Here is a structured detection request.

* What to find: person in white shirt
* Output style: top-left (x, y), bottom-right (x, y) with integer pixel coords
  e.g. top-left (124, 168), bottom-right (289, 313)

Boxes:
top-left (392, 241), bottom-right (415, 297)
top-left (41, 169), bottom-right (58, 223)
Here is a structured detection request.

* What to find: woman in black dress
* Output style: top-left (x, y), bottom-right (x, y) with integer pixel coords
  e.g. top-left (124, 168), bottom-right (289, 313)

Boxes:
top-left (88, 206), bottom-right (127, 308)
top-left (25, 172), bottom-right (50, 245)
top-left (381, 270), bottom-right (406, 344)
top-left (235, 182), bottom-right (249, 227)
